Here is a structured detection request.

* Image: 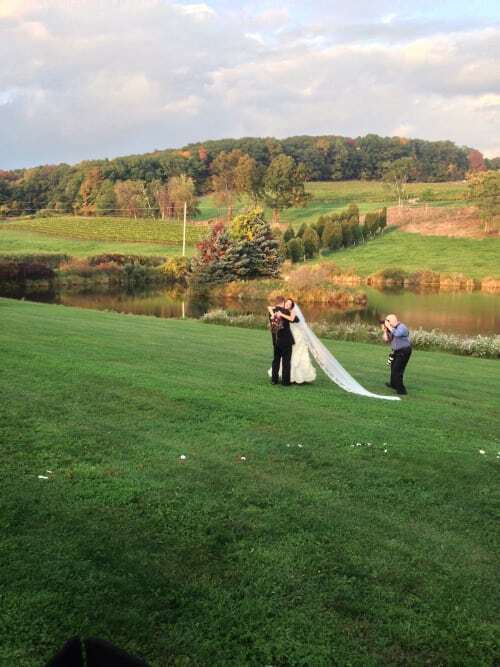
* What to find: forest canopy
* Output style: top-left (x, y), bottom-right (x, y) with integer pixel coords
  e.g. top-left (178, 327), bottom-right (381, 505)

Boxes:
top-left (0, 133), bottom-right (496, 216)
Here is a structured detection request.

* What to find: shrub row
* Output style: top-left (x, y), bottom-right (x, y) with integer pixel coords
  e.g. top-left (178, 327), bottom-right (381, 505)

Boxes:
top-left (276, 204), bottom-right (387, 264)
top-left (0, 253), bottom-right (70, 268)
top-left (87, 253), bottom-right (166, 267)
top-left (0, 259), bottom-right (55, 281)
top-left (201, 309), bottom-right (500, 359)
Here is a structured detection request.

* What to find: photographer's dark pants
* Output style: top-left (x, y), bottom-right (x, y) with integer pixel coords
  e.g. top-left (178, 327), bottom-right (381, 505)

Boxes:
top-left (390, 347), bottom-right (412, 393)
top-left (272, 343), bottom-right (293, 385)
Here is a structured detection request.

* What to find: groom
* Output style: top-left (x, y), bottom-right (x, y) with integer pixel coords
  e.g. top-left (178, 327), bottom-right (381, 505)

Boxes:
top-left (269, 296), bottom-right (296, 386)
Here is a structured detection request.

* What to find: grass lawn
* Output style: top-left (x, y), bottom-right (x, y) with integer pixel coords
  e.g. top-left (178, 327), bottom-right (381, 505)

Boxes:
top-left (0, 181), bottom-right (470, 260)
top-left (321, 229), bottom-right (500, 279)
top-left (1, 299), bottom-right (499, 666)
top-left (0, 227), bottom-right (197, 258)
top-left (196, 181), bottom-right (468, 228)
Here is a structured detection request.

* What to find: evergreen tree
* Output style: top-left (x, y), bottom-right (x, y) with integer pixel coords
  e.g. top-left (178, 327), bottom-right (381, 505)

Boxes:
top-left (302, 226), bottom-right (320, 259)
top-left (192, 208), bottom-right (282, 284)
top-left (283, 224), bottom-right (295, 243)
top-left (313, 215), bottom-right (326, 240)
top-left (322, 220), bottom-right (343, 250)
top-left (296, 222), bottom-right (308, 238)
top-left (286, 237), bottom-right (304, 263)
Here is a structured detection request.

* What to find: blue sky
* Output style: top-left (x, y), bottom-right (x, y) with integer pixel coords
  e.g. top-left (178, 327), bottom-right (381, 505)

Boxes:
top-left (1, 0), bottom-right (499, 168)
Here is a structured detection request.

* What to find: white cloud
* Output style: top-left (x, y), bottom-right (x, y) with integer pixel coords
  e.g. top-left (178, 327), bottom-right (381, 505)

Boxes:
top-left (172, 3), bottom-right (215, 20)
top-left (392, 124), bottom-right (415, 138)
top-left (163, 94), bottom-right (202, 115)
top-left (1, 1), bottom-right (499, 167)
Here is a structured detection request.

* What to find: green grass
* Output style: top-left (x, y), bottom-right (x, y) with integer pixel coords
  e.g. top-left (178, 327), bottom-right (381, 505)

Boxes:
top-left (0, 227), bottom-right (197, 258)
top-left (278, 180), bottom-right (467, 227)
top-left (0, 181), bottom-right (470, 260)
top-left (322, 229), bottom-right (500, 279)
top-left (1, 216), bottom-right (206, 250)
top-left (196, 180), bottom-right (468, 227)
top-left (1, 299), bottom-right (499, 666)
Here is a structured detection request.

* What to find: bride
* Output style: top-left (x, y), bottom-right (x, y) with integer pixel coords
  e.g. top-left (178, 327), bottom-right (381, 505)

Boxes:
top-left (268, 298), bottom-right (400, 401)
top-left (268, 298), bottom-right (317, 384)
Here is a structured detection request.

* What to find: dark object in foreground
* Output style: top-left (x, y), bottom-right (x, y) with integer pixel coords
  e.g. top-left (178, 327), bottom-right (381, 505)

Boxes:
top-left (45, 637), bottom-right (149, 667)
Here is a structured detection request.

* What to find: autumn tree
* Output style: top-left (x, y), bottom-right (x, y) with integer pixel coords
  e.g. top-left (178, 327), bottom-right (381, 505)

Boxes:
top-left (210, 149), bottom-right (246, 219)
top-left (468, 149), bottom-right (486, 173)
top-left (263, 155), bottom-right (311, 223)
top-left (382, 158), bottom-right (416, 207)
top-left (114, 180), bottom-right (146, 219)
top-left (75, 167), bottom-right (103, 215)
top-left (167, 174), bottom-right (199, 218)
top-left (150, 180), bottom-right (171, 220)
top-left (467, 171), bottom-right (500, 232)
top-left (234, 154), bottom-right (262, 204)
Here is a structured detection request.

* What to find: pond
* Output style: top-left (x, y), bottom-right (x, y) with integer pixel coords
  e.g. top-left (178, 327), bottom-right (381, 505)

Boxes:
top-left (1, 283), bottom-right (499, 335)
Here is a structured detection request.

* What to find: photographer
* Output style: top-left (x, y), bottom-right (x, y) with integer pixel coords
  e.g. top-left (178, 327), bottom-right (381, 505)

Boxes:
top-left (381, 314), bottom-right (412, 395)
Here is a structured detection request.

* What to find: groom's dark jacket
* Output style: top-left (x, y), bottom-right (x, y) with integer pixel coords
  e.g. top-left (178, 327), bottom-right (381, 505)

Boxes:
top-left (270, 307), bottom-right (299, 349)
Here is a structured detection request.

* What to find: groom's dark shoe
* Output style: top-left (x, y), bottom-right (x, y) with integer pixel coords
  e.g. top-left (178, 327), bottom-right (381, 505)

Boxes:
top-left (385, 382), bottom-right (395, 389)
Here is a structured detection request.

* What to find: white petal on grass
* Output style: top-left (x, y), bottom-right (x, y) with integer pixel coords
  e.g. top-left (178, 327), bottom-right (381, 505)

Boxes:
top-left (179, 455), bottom-right (187, 460)
top-left (240, 456), bottom-right (246, 461)
top-left (38, 475), bottom-right (49, 479)
top-left (479, 450), bottom-right (486, 455)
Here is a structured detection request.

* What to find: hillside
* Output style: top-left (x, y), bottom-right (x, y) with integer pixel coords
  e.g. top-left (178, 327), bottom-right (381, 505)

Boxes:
top-left (1, 299), bottom-right (499, 665)
top-left (322, 229), bottom-right (500, 280)
top-left (0, 133), bottom-right (481, 217)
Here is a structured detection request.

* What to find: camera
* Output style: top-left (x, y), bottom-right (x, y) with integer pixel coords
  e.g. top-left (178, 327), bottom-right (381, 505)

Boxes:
top-left (379, 319), bottom-right (386, 325)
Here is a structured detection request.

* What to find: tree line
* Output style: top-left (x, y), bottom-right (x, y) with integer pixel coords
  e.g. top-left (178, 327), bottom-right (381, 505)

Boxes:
top-left (0, 133), bottom-right (497, 216)
top-left (280, 205), bottom-right (387, 263)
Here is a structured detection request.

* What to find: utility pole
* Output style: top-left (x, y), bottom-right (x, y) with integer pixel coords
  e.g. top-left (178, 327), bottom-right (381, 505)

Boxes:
top-left (182, 201), bottom-right (187, 257)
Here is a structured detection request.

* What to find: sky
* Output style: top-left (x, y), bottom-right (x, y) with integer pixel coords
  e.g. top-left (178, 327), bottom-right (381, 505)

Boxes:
top-left (1, 0), bottom-right (499, 169)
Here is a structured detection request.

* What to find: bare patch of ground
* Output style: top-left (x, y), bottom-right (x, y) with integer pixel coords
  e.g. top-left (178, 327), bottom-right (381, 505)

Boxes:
top-left (387, 205), bottom-right (499, 238)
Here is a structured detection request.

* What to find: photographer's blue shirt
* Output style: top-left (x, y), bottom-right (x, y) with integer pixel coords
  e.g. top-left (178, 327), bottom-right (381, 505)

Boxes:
top-left (390, 323), bottom-right (411, 351)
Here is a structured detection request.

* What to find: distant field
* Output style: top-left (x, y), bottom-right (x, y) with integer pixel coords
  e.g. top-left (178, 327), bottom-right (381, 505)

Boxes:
top-left (0, 181), bottom-right (471, 260)
top-left (323, 229), bottom-right (500, 279)
top-left (195, 180), bottom-right (468, 227)
top-left (0, 217), bottom-right (206, 257)
top-left (0, 229), bottom-right (196, 258)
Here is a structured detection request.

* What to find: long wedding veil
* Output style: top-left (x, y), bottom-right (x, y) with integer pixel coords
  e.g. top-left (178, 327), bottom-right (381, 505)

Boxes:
top-left (294, 305), bottom-right (400, 401)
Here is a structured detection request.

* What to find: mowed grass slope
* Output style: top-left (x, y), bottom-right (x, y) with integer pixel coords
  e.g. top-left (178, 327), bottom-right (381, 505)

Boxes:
top-left (1, 299), bottom-right (499, 666)
top-left (0, 180), bottom-right (471, 260)
top-left (196, 180), bottom-right (468, 227)
top-left (0, 216), bottom-right (206, 257)
top-left (323, 230), bottom-right (500, 279)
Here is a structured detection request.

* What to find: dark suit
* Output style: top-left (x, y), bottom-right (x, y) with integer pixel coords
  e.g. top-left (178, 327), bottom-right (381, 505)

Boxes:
top-left (270, 307), bottom-right (297, 386)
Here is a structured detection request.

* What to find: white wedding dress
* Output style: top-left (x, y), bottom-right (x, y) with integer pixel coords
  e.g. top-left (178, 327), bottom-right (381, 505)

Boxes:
top-left (268, 319), bottom-right (317, 384)
top-left (269, 306), bottom-right (400, 401)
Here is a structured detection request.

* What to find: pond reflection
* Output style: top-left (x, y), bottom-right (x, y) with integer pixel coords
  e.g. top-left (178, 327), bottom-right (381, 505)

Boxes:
top-left (1, 283), bottom-right (499, 335)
